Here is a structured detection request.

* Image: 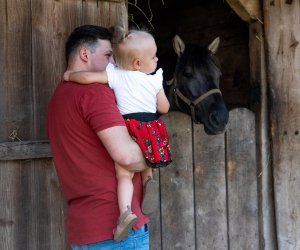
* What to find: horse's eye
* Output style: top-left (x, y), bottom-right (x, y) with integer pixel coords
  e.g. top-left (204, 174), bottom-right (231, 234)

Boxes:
top-left (182, 71), bottom-right (193, 78)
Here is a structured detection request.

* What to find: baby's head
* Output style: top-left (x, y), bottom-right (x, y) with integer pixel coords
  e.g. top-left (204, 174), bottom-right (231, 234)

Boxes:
top-left (112, 27), bottom-right (158, 74)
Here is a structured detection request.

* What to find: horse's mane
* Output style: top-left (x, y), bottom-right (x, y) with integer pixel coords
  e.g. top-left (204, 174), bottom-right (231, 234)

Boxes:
top-left (177, 44), bottom-right (221, 79)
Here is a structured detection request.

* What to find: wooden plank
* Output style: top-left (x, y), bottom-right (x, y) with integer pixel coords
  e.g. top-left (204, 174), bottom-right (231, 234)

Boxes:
top-left (31, 0), bottom-right (82, 139)
top-left (0, 1), bottom-right (33, 249)
top-left (149, 170), bottom-right (162, 250)
top-left (0, 159), bottom-right (67, 250)
top-left (249, 21), bottom-right (277, 249)
top-left (20, 160), bottom-right (67, 250)
top-left (0, 141), bottom-right (51, 160)
top-left (263, 1), bottom-right (300, 249)
top-left (160, 112), bottom-right (195, 249)
top-left (226, 108), bottom-right (259, 249)
top-left (83, 0), bottom-right (128, 29)
top-left (0, 161), bottom-right (20, 250)
top-left (193, 124), bottom-right (227, 249)
top-left (0, 0), bottom-right (33, 142)
top-left (226, 0), bottom-right (260, 22)
top-left (0, 0), bottom-right (6, 141)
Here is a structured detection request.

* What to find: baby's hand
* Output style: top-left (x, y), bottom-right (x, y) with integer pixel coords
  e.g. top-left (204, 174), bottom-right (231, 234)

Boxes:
top-left (63, 70), bottom-right (72, 81)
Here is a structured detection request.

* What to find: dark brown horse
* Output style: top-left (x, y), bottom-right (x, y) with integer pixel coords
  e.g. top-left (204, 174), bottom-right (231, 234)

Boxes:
top-left (159, 35), bottom-right (229, 135)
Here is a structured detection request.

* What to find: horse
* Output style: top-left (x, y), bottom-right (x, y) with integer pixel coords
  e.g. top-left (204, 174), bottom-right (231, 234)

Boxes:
top-left (158, 35), bottom-right (229, 135)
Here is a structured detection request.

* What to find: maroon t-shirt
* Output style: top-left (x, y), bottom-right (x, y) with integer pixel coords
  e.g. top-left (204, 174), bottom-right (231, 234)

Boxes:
top-left (46, 81), bottom-right (148, 244)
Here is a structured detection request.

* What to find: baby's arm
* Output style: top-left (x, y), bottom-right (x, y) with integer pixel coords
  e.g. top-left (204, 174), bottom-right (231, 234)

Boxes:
top-left (151, 68), bottom-right (170, 114)
top-left (64, 70), bottom-right (108, 84)
top-left (157, 89), bottom-right (170, 114)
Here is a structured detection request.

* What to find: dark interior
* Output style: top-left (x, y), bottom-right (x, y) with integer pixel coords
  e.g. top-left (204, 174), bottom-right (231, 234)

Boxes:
top-left (128, 0), bottom-right (250, 109)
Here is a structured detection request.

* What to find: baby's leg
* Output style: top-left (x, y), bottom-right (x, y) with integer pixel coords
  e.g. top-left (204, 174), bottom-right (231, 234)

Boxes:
top-left (114, 163), bottom-right (137, 242)
top-left (115, 163), bottom-right (134, 214)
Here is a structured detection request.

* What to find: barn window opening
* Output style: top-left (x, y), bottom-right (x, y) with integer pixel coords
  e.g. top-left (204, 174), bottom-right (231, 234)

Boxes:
top-left (128, 0), bottom-right (251, 110)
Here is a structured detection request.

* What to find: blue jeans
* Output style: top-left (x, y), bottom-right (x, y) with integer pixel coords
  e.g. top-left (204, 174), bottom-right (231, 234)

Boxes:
top-left (71, 224), bottom-right (149, 250)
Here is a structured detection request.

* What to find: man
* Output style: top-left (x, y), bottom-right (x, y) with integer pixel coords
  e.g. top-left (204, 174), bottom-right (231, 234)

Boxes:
top-left (46, 25), bottom-right (149, 249)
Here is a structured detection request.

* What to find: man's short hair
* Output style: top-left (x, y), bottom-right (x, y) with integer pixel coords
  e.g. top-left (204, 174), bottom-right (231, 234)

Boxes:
top-left (65, 25), bottom-right (112, 63)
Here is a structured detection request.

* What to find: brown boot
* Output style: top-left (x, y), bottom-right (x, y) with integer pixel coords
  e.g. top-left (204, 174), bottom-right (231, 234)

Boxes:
top-left (141, 177), bottom-right (159, 215)
top-left (113, 206), bottom-right (137, 242)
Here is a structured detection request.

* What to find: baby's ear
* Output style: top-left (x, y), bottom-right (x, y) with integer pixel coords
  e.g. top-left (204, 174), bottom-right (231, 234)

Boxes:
top-left (132, 58), bottom-right (141, 70)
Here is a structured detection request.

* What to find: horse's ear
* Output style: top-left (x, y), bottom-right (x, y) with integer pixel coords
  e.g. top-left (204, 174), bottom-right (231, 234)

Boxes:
top-left (173, 35), bottom-right (185, 56)
top-left (208, 37), bottom-right (220, 54)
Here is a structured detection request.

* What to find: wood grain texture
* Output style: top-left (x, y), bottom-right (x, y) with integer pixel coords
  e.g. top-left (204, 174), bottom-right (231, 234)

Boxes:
top-left (0, 0), bottom-right (33, 142)
top-left (160, 112), bottom-right (195, 249)
top-left (0, 160), bottom-right (66, 250)
top-left (226, 108), bottom-right (259, 249)
top-left (249, 20), bottom-right (277, 250)
top-left (0, 141), bottom-right (51, 160)
top-left (264, 1), bottom-right (300, 249)
top-left (193, 124), bottom-right (227, 249)
top-left (83, 0), bottom-right (128, 29)
top-left (226, 0), bottom-right (260, 21)
top-left (149, 170), bottom-right (162, 250)
top-left (31, 0), bottom-right (82, 139)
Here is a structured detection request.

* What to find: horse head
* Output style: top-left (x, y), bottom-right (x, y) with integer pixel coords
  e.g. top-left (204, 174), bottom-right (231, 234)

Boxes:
top-left (160, 35), bottom-right (229, 135)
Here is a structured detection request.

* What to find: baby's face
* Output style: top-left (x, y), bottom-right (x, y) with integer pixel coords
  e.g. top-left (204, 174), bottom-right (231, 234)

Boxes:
top-left (138, 41), bottom-right (158, 75)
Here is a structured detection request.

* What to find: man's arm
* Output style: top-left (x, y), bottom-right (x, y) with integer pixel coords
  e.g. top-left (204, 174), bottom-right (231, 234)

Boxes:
top-left (97, 126), bottom-right (147, 172)
top-left (64, 70), bottom-right (108, 84)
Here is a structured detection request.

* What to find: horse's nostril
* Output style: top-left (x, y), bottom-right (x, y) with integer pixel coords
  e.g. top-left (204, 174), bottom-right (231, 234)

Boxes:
top-left (209, 112), bottom-right (219, 126)
top-left (209, 110), bottom-right (228, 128)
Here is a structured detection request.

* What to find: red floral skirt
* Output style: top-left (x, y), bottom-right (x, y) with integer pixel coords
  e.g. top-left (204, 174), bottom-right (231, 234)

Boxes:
top-left (125, 118), bottom-right (172, 168)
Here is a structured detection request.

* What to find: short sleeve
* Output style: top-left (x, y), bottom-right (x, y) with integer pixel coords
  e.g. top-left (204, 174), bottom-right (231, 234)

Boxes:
top-left (80, 84), bottom-right (125, 133)
top-left (151, 68), bottom-right (163, 94)
top-left (106, 63), bottom-right (116, 89)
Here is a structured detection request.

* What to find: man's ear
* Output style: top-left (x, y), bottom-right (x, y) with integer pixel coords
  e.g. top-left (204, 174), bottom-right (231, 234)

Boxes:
top-left (132, 58), bottom-right (141, 70)
top-left (79, 47), bottom-right (89, 62)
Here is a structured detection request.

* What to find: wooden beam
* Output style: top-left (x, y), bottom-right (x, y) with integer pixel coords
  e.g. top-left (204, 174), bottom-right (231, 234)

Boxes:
top-left (264, 1), bottom-right (300, 248)
top-left (0, 141), bottom-right (51, 160)
top-left (226, 0), bottom-right (260, 22)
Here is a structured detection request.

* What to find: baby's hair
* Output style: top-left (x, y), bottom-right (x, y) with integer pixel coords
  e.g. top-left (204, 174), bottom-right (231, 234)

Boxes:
top-left (111, 25), bottom-right (128, 45)
top-left (111, 26), bottom-right (155, 70)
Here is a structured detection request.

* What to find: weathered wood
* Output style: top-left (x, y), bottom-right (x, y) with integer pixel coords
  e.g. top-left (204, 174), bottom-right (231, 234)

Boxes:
top-left (0, 0), bottom-right (128, 249)
top-left (32, 0), bottom-right (82, 139)
top-left (149, 170), bottom-right (162, 250)
top-left (0, 160), bottom-right (67, 250)
top-left (193, 124), bottom-right (227, 249)
top-left (264, 1), bottom-right (300, 249)
top-left (0, 141), bottom-right (51, 160)
top-left (83, 0), bottom-right (128, 29)
top-left (160, 112), bottom-right (195, 249)
top-left (0, 0), bottom-right (6, 141)
top-left (226, 108), bottom-right (259, 249)
top-left (249, 20), bottom-right (277, 249)
top-left (0, 0), bottom-right (33, 142)
top-left (226, 0), bottom-right (260, 22)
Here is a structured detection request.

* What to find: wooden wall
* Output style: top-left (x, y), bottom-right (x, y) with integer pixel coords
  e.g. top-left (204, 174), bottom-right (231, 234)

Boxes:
top-left (4, 0), bottom-right (300, 249)
top-left (264, 1), bottom-right (300, 249)
top-left (0, 1), bottom-right (127, 249)
top-left (149, 109), bottom-right (259, 249)
top-left (0, 0), bottom-right (261, 248)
